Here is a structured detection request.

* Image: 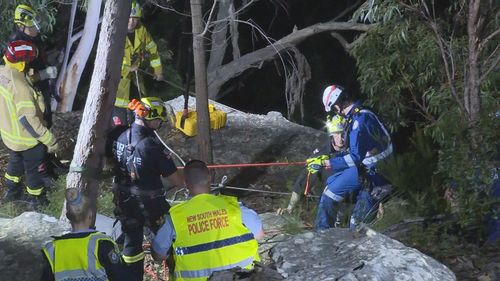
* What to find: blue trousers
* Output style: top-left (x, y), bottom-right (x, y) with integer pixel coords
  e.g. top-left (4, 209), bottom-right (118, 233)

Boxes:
top-left (315, 167), bottom-right (361, 230)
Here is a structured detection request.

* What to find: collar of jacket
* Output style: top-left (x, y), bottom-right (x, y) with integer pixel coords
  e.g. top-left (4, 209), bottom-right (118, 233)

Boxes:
top-left (345, 101), bottom-right (362, 119)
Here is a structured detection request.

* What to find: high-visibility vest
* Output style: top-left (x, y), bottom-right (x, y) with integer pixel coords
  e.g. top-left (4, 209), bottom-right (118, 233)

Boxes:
top-left (170, 194), bottom-right (260, 281)
top-left (115, 25), bottom-right (161, 108)
top-left (42, 232), bottom-right (118, 281)
top-left (0, 65), bottom-right (53, 151)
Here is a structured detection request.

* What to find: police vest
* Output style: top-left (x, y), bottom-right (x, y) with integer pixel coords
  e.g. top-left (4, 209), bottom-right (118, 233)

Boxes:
top-left (42, 232), bottom-right (117, 281)
top-left (170, 194), bottom-right (260, 281)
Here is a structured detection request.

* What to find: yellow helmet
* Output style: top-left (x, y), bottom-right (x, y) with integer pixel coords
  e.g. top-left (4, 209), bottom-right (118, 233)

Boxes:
top-left (14, 4), bottom-right (40, 30)
top-left (326, 115), bottom-right (345, 135)
top-left (130, 1), bottom-right (143, 18)
top-left (128, 97), bottom-right (167, 121)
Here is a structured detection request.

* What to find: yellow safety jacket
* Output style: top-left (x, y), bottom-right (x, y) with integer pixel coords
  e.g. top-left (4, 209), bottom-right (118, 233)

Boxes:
top-left (42, 231), bottom-right (118, 281)
top-left (170, 194), bottom-right (260, 281)
top-left (115, 25), bottom-right (162, 108)
top-left (0, 65), bottom-right (54, 152)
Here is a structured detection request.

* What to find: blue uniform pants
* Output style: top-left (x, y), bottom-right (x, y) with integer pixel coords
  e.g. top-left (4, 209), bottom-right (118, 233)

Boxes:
top-left (315, 167), bottom-right (360, 230)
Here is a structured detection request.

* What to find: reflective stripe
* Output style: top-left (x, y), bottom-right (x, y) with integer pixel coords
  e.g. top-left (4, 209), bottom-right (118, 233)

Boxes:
top-left (323, 186), bottom-right (344, 202)
top-left (15, 100), bottom-right (35, 112)
top-left (362, 144), bottom-right (393, 166)
top-left (26, 185), bottom-right (43, 195)
top-left (0, 129), bottom-right (38, 146)
top-left (123, 251), bottom-right (145, 264)
top-left (175, 256), bottom-right (254, 279)
top-left (114, 98), bottom-right (129, 108)
top-left (175, 233), bottom-right (255, 256)
top-left (42, 241), bottom-right (55, 272)
top-left (5, 173), bottom-right (21, 183)
top-left (343, 154), bottom-right (356, 167)
top-left (54, 269), bottom-right (107, 281)
top-left (150, 59), bottom-right (161, 68)
top-left (38, 131), bottom-right (54, 145)
top-left (359, 109), bottom-right (392, 166)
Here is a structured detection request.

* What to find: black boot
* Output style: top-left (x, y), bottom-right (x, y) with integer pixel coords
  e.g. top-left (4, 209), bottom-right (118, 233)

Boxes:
top-left (26, 194), bottom-right (49, 210)
top-left (2, 187), bottom-right (23, 202)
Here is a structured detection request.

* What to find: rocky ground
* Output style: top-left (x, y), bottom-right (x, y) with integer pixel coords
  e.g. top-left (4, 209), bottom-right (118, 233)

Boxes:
top-left (0, 97), bottom-right (498, 280)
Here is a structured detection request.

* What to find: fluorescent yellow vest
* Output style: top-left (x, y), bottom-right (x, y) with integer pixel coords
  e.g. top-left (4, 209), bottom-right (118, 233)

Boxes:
top-left (170, 194), bottom-right (260, 281)
top-left (42, 232), bottom-right (117, 281)
top-left (0, 65), bottom-right (53, 151)
top-left (115, 25), bottom-right (161, 108)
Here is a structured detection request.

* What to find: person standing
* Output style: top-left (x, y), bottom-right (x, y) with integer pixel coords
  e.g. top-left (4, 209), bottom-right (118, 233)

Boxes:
top-left (110, 97), bottom-right (184, 280)
top-left (41, 189), bottom-right (125, 281)
top-left (112, 1), bottom-right (164, 126)
top-left (153, 159), bottom-right (264, 280)
top-left (0, 40), bottom-right (58, 208)
top-left (11, 3), bottom-right (58, 128)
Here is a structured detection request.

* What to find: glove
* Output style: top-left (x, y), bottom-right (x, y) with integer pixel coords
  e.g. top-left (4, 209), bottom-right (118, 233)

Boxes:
top-left (277, 191), bottom-right (301, 215)
top-left (39, 66), bottom-right (58, 80)
top-left (306, 155), bottom-right (329, 174)
top-left (46, 138), bottom-right (59, 154)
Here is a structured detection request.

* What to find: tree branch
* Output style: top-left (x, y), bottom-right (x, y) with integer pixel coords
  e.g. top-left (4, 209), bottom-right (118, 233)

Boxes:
top-left (208, 21), bottom-right (373, 98)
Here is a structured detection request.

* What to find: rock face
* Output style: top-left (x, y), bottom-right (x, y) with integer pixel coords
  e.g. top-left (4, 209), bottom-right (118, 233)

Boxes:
top-left (270, 227), bottom-right (456, 281)
top-left (0, 212), bottom-right (70, 281)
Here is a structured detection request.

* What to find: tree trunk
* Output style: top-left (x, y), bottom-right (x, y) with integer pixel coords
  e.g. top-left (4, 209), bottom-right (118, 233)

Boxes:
top-left (464, 0), bottom-right (482, 124)
top-left (207, 21), bottom-right (372, 99)
top-left (57, 0), bottom-right (103, 113)
top-left (63, 0), bottom-right (131, 218)
top-left (191, 0), bottom-right (213, 163)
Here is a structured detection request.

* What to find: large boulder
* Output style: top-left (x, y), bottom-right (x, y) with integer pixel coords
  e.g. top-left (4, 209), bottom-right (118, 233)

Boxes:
top-left (0, 212), bottom-right (70, 281)
top-left (270, 227), bottom-right (456, 281)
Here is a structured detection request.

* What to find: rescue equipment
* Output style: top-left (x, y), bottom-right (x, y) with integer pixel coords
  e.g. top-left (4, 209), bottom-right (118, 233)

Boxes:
top-left (175, 104), bottom-right (227, 137)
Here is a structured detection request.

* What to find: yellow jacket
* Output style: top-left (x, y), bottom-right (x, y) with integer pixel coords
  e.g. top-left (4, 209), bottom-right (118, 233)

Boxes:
top-left (0, 65), bottom-right (54, 151)
top-left (170, 194), bottom-right (260, 281)
top-left (115, 25), bottom-right (162, 108)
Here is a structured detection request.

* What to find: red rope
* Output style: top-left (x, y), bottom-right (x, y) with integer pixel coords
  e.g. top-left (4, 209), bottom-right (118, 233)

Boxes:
top-left (177, 161), bottom-right (306, 169)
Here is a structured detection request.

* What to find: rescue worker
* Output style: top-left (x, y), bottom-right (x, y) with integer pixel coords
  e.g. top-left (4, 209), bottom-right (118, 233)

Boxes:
top-left (152, 160), bottom-right (264, 281)
top-left (110, 97), bottom-right (184, 280)
top-left (40, 189), bottom-right (125, 281)
top-left (11, 3), bottom-right (58, 128)
top-left (307, 84), bottom-right (393, 229)
top-left (112, 1), bottom-right (164, 126)
top-left (278, 115), bottom-right (346, 215)
top-left (0, 40), bottom-right (58, 208)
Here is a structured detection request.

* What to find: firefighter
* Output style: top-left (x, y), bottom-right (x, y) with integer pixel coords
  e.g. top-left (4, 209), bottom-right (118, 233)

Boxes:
top-left (112, 1), bottom-right (164, 126)
top-left (308, 84), bottom-right (393, 229)
top-left (11, 3), bottom-right (58, 128)
top-left (110, 97), bottom-right (184, 280)
top-left (0, 40), bottom-right (58, 208)
top-left (152, 160), bottom-right (264, 280)
top-left (41, 189), bottom-right (125, 281)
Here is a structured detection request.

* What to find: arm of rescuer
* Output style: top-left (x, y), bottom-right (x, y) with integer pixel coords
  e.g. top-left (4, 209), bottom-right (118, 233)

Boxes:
top-left (145, 139), bottom-right (185, 188)
top-left (151, 204), bottom-right (264, 261)
top-left (141, 26), bottom-right (163, 80)
top-left (97, 239), bottom-right (127, 281)
top-left (13, 75), bottom-right (56, 147)
top-left (40, 249), bottom-right (55, 281)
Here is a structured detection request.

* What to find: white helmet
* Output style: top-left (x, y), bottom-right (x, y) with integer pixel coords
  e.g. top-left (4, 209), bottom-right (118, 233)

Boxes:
top-left (322, 85), bottom-right (344, 112)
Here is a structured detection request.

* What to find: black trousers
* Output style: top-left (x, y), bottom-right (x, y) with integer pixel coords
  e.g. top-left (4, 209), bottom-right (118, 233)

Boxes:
top-left (5, 143), bottom-right (49, 196)
top-left (115, 191), bottom-right (170, 281)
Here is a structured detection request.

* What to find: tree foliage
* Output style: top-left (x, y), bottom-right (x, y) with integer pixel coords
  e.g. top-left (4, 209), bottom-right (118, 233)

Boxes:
top-left (351, 0), bottom-right (499, 231)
